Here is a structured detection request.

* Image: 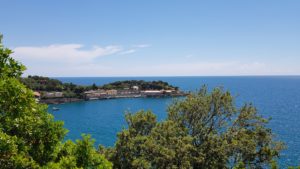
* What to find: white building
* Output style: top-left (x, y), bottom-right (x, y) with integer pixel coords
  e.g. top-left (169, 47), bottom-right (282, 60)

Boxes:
top-left (132, 86), bottom-right (139, 90)
top-left (43, 92), bottom-right (63, 98)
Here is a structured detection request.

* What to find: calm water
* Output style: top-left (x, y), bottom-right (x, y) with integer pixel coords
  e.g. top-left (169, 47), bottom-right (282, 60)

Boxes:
top-left (48, 76), bottom-right (300, 167)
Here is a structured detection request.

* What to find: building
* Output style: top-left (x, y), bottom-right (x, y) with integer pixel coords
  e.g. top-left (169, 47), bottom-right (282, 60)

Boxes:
top-left (33, 91), bottom-right (41, 102)
top-left (33, 91), bottom-right (41, 99)
top-left (84, 90), bottom-right (107, 99)
top-left (132, 86), bottom-right (139, 90)
top-left (106, 89), bottom-right (118, 96)
top-left (117, 89), bottom-right (140, 96)
top-left (141, 90), bottom-right (164, 97)
top-left (43, 92), bottom-right (63, 98)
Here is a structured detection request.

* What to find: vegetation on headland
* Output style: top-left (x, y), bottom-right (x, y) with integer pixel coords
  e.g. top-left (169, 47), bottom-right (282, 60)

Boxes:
top-left (101, 80), bottom-right (178, 90)
top-left (21, 76), bottom-right (96, 98)
top-left (21, 76), bottom-right (180, 99)
top-left (1, 34), bottom-right (299, 168)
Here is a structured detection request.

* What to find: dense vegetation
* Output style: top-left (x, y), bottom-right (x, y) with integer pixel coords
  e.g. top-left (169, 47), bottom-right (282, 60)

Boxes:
top-left (0, 35), bottom-right (112, 168)
top-left (21, 76), bottom-right (179, 99)
top-left (103, 89), bottom-right (286, 169)
top-left (21, 76), bottom-right (97, 98)
top-left (2, 34), bottom-right (299, 168)
top-left (21, 76), bottom-right (65, 91)
top-left (100, 80), bottom-right (178, 90)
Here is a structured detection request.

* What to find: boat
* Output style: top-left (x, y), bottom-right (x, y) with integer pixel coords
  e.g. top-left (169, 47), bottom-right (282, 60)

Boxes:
top-left (52, 107), bottom-right (60, 111)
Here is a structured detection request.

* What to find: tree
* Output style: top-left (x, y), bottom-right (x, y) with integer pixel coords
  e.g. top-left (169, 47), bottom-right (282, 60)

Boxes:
top-left (75, 134), bottom-right (112, 169)
top-left (0, 131), bottom-right (39, 168)
top-left (110, 111), bottom-right (157, 169)
top-left (143, 120), bottom-right (193, 168)
top-left (0, 35), bottom-right (66, 166)
top-left (0, 35), bottom-right (25, 78)
top-left (109, 87), bottom-right (284, 169)
top-left (168, 87), bottom-right (284, 168)
top-left (92, 83), bottom-right (98, 90)
top-left (0, 34), bottom-right (112, 168)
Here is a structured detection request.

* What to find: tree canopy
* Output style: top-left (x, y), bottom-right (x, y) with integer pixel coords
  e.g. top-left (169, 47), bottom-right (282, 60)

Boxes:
top-left (106, 87), bottom-right (284, 169)
top-left (0, 35), bottom-right (112, 168)
top-left (100, 80), bottom-right (178, 90)
top-left (20, 76), bottom-right (180, 100)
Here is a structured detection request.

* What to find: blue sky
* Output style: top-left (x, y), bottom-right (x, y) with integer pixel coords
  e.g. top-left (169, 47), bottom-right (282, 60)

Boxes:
top-left (1, 0), bottom-right (300, 76)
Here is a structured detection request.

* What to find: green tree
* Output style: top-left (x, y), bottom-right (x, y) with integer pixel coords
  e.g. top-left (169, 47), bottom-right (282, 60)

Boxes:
top-left (0, 35), bottom-right (25, 78)
top-left (110, 111), bottom-right (157, 169)
top-left (75, 134), bottom-right (112, 169)
top-left (92, 83), bottom-right (98, 90)
top-left (144, 120), bottom-right (193, 168)
top-left (0, 35), bottom-right (66, 166)
top-left (0, 131), bottom-right (39, 168)
top-left (46, 135), bottom-right (112, 169)
top-left (168, 87), bottom-right (284, 168)
top-left (109, 87), bottom-right (284, 169)
top-left (0, 35), bottom-right (112, 168)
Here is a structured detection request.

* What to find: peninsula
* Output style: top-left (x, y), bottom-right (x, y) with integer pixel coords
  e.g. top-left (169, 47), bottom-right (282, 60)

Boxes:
top-left (21, 76), bottom-right (187, 104)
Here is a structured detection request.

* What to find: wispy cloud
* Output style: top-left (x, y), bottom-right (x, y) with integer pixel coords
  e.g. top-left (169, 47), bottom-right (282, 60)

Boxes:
top-left (132, 44), bottom-right (151, 48)
top-left (13, 44), bottom-right (123, 65)
top-left (12, 43), bottom-right (151, 76)
top-left (119, 49), bottom-right (136, 55)
top-left (12, 42), bottom-right (152, 63)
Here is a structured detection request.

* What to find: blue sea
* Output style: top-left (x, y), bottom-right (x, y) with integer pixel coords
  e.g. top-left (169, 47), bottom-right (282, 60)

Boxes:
top-left (48, 76), bottom-right (300, 167)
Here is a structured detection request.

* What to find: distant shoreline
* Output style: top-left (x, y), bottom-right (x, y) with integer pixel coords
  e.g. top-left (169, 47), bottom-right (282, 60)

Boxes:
top-left (41, 94), bottom-right (187, 105)
top-left (23, 76), bottom-right (188, 104)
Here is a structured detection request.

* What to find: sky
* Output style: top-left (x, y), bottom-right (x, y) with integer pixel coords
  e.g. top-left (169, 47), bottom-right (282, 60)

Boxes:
top-left (1, 0), bottom-right (300, 77)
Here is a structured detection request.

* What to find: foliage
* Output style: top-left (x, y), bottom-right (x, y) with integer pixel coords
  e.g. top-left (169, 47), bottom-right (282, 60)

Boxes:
top-left (21, 76), bottom-right (91, 98)
top-left (75, 134), bottom-right (112, 169)
top-left (107, 87), bottom-right (284, 169)
top-left (21, 76), bottom-right (181, 101)
top-left (21, 77), bottom-right (180, 100)
top-left (0, 131), bottom-right (39, 168)
top-left (100, 80), bottom-right (178, 90)
top-left (109, 111), bottom-right (156, 169)
top-left (45, 135), bottom-right (112, 169)
top-left (0, 35), bottom-right (112, 168)
top-left (0, 35), bottom-right (26, 79)
top-left (20, 76), bottom-right (64, 91)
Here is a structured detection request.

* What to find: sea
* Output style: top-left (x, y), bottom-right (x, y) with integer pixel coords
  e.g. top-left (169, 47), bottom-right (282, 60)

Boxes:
top-left (48, 76), bottom-right (300, 167)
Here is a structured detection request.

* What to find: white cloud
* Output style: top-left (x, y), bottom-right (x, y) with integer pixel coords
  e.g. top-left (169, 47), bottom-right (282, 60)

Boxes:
top-left (13, 44), bottom-right (122, 65)
top-left (12, 43), bottom-right (152, 76)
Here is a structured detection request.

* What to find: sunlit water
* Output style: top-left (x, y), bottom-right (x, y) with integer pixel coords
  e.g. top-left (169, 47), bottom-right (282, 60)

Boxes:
top-left (48, 76), bottom-right (300, 167)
